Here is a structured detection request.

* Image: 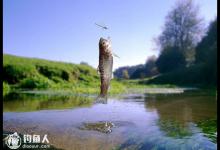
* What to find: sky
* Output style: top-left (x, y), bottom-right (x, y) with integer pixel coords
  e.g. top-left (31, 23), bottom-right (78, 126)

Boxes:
top-left (3, 0), bottom-right (217, 70)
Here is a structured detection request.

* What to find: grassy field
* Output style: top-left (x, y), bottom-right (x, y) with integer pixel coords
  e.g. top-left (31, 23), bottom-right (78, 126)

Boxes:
top-left (3, 54), bottom-right (127, 96)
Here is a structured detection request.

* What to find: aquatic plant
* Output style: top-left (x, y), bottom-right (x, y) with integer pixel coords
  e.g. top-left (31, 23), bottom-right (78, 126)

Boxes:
top-left (197, 118), bottom-right (217, 143)
top-left (158, 119), bottom-right (192, 138)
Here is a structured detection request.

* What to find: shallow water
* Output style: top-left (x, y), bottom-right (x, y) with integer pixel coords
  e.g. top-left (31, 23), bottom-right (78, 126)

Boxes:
top-left (3, 89), bottom-right (217, 150)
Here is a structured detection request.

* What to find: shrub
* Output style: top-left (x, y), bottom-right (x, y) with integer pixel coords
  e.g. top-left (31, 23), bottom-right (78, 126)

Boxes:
top-left (3, 82), bottom-right (10, 96)
top-left (147, 64), bottom-right (205, 85)
top-left (3, 64), bottom-right (37, 84)
top-left (36, 65), bottom-right (69, 81)
top-left (19, 75), bottom-right (54, 89)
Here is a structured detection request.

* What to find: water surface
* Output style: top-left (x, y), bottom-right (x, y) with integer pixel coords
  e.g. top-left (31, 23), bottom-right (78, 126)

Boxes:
top-left (3, 89), bottom-right (217, 150)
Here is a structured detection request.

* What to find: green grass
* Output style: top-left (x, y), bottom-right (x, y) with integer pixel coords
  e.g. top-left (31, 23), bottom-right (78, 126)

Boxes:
top-left (3, 54), bottom-right (128, 95)
top-left (119, 78), bottom-right (177, 88)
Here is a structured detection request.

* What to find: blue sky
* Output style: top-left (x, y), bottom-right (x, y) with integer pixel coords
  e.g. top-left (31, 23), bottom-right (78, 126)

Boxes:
top-left (3, 0), bottom-right (217, 70)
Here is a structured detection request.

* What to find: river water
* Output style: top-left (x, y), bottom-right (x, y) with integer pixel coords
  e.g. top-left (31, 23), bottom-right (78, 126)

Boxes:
top-left (3, 89), bottom-right (217, 150)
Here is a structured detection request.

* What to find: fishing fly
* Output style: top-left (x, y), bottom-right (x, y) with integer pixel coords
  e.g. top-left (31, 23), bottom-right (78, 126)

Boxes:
top-left (95, 23), bottom-right (108, 30)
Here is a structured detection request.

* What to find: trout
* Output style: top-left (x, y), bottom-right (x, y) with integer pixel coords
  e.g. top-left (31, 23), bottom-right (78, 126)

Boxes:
top-left (97, 37), bottom-right (113, 98)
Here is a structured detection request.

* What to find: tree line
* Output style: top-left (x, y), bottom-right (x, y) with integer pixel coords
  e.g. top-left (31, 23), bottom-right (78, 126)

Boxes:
top-left (114, 0), bottom-right (216, 86)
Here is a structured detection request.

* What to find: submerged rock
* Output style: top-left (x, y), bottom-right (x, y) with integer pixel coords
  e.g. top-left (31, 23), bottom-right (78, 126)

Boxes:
top-left (79, 121), bottom-right (115, 134)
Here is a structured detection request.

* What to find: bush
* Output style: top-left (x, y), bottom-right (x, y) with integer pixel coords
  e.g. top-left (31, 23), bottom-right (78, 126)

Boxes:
top-left (36, 65), bottom-right (69, 81)
top-left (3, 82), bottom-right (10, 96)
top-left (77, 65), bottom-right (96, 76)
top-left (19, 75), bottom-right (54, 89)
top-left (147, 64), bottom-right (205, 86)
top-left (3, 64), bottom-right (37, 84)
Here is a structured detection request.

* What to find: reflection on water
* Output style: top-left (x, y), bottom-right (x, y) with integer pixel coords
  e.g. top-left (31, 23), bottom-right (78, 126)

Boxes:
top-left (144, 91), bottom-right (217, 143)
top-left (3, 90), bottom-right (217, 150)
top-left (3, 92), bottom-right (93, 112)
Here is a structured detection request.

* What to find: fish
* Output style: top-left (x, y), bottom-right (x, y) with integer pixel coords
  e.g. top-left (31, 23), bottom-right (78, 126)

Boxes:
top-left (97, 37), bottom-right (113, 98)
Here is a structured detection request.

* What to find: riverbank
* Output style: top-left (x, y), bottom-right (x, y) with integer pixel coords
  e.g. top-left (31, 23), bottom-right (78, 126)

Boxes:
top-left (2, 54), bottom-right (176, 96)
top-left (3, 54), bottom-right (216, 97)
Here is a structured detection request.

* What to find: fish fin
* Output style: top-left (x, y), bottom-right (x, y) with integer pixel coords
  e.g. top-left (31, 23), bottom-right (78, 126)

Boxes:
top-left (113, 53), bottom-right (120, 58)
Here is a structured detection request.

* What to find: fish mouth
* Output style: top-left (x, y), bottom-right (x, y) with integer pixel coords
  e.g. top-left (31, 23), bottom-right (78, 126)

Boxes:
top-left (99, 37), bottom-right (108, 45)
top-left (99, 37), bottom-right (111, 51)
top-left (99, 37), bottom-right (106, 41)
